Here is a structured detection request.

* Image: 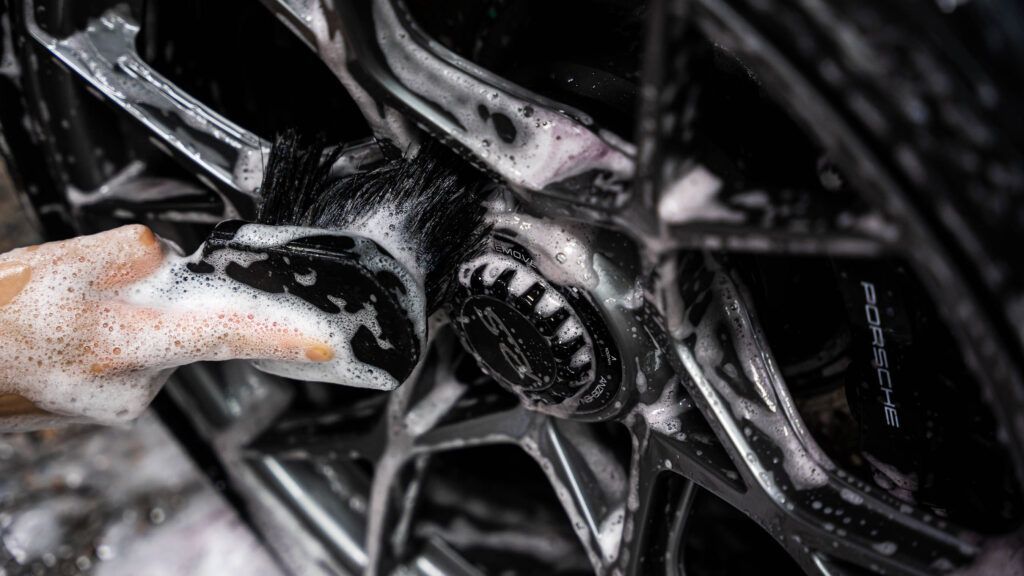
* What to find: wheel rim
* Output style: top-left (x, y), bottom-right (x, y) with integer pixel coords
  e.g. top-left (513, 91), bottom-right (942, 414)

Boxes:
top-left (3, 0), bottom-right (1024, 574)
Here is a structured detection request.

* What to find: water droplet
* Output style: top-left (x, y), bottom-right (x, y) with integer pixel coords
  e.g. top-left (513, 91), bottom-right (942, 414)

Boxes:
top-left (873, 541), bottom-right (897, 556)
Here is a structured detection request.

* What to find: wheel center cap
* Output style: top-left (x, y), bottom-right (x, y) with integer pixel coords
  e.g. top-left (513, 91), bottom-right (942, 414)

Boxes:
top-left (460, 296), bottom-right (557, 391)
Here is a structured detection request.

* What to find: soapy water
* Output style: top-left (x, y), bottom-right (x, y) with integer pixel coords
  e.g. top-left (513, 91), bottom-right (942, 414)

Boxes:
top-left (666, 257), bottom-right (834, 492)
top-left (657, 164), bottom-right (740, 225)
top-left (489, 211), bottom-right (601, 291)
top-left (456, 252), bottom-right (597, 377)
top-left (280, 0), bottom-right (415, 146)
top-left (34, 8), bottom-right (266, 202)
top-left (145, 222), bottom-right (426, 386)
top-left (0, 223), bottom-right (426, 427)
top-left (373, 0), bottom-right (635, 193)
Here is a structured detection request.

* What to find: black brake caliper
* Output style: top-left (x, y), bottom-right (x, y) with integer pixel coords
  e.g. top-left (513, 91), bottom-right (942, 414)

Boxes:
top-left (835, 261), bottom-right (924, 499)
top-left (836, 260), bottom-right (1023, 530)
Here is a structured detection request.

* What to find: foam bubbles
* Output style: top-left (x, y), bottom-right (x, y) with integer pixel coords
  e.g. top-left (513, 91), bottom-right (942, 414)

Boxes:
top-left (373, 0), bottom-right (634, 193)
top-left (0, 224), bottom-right (425, 427)
top-left (457, 252), bottom-right (595, 373)
top-left (657, 165), bottom-right (738, 224)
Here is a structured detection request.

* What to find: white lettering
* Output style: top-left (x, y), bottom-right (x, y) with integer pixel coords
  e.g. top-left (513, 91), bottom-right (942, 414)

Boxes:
top-left (862, 281), bottom-right (899, 428)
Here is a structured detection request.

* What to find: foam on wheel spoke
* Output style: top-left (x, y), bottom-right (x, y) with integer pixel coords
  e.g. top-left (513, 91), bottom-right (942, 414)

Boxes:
top-left (657, 251), bottom-right (981, 574)
top-left (25, 4), bottom-right (269, 203)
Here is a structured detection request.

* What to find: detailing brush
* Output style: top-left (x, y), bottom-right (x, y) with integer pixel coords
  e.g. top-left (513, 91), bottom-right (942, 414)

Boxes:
top-left (255, 131), bottom-right (490, 312)
top-left (0, 134), bottom-right (490, 429)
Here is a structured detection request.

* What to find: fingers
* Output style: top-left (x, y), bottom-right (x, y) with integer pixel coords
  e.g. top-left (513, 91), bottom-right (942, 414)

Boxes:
top-left (0, 225), bottom-right (345, 429)
top-left (0, 394), bottom-right (50, 417)
top-left (86, 225), bottom-right (167, 289)
top-left (0, 224), bottom-right (165, 290)
top-left (0, 261), bottom-right (31, 307)
top-left (81, 302), bottom-right (337, 376)
top-left (0, 223), bottom-right (337, 379)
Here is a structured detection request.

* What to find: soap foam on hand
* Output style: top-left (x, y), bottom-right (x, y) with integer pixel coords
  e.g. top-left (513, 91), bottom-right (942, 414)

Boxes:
top-left (0, 133), bottom-right (489, 431)
top-left (0, 223), bottom-right (424, 429)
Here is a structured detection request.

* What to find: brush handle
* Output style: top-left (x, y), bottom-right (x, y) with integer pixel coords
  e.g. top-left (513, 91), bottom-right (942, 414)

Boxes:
top-left (0, 223), bottom-right (425, 430)
top-left (184, 220), bottom-right (425, 388)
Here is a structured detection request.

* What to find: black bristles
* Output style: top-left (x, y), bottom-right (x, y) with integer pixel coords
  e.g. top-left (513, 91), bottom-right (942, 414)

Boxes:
top-left (257, 131), bottom-right (491, 311)
top-left (256, 133), bottom-right (341, 227)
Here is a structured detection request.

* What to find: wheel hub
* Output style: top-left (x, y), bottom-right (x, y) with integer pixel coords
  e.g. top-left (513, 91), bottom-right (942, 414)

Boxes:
top-left (450, 235), bottom-right (626, 417)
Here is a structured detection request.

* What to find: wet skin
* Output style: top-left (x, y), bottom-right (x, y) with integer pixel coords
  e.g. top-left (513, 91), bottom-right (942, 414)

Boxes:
top-left (0, 225), bottom-right (334, 429)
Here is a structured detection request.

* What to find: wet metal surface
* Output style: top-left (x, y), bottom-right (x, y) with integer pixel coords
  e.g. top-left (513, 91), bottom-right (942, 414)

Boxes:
top-left (0, 415), bottom-right (283, 576)
top-left (0, 161), bottom-right (39, 249)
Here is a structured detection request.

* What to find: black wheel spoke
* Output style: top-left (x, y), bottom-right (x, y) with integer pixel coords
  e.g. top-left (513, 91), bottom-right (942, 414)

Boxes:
top-left (10, 0), bottom-right (1023, 573)
top-left (655, 252), bottom-right (981, 574)
top-left (25, 4), bottom-right (268, 205)
top-left (363, 331), bottom-right (540, 574)
top-left (247, 453), bottom-right (372, 574)
top-left (637, 0), bottom-right (893, 258)
top-left (686, 0), bottom-right (1024, 485)
top-left (259, 0), bottom-right (636, 209)
top-left (520, 417), bottom-right (629, 574)
top-left (663, 479), bottom-right (699, 576)
top-left (248, 406), bottom-right (386, 464)
top-left (615, 424), bottom-right (697, 576)
top-left (408, 331), bottom-right (536, 451)
top-left (413, 406), bottom-right (533, 452)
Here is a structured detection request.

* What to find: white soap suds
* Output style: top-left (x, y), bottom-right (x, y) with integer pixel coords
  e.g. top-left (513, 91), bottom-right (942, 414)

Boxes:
top-left (950, 533), bottom-right (1024, 576)
top-left (872, 541), bottom-right (898, 556)
top-left (373, 0), bottom-right (634, 192)
top-left (667, 262), bottom-right (834, 492)
top-left (283, 0), bottom-right (414, 146)
top-left (0, 224), bottom-right (425, 427)
top-left (403, 372), bottom-right (466, 436)
top-left (490, 211), bottom-right (600, 290)
top-left (863, 452), bottom-right (919, 503)
top-left (457, 253), bottom-right (594, 372)
top-left (131, 223), bottom-right (426, 390)
top-left (658, 165), bottom-right (744, 225)
top-left (839, 487), bottom-right (864, 506)
top-left (638, 377), bottom-right (689, 439)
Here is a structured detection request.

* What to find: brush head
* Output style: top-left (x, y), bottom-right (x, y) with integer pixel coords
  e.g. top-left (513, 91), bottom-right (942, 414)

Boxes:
top-left (257, 131), bottom-right (491, 311)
